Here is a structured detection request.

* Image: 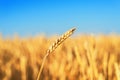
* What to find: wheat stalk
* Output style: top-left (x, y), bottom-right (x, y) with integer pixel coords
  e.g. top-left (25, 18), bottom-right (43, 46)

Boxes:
top-left (36, 27), bottom-right (76, 80)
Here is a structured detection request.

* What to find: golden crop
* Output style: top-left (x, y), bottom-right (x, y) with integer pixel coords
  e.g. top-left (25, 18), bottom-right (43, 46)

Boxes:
top-left (0, 35), bottom-right (120, 80)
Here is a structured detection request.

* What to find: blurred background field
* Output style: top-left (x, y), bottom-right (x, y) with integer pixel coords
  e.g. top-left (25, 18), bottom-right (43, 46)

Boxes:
top-left (0, 0), bottom-right (120, 80)
top-left (0, 35), bottom-right (120, 80)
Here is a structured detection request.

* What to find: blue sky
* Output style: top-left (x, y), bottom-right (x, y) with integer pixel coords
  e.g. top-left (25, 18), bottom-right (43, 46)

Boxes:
top-left (0, 0), bottom-right (120, 37)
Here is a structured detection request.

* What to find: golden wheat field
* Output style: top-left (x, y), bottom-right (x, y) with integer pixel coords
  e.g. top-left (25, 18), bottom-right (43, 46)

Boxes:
top-left (0, 35), bottom-right (120, 80)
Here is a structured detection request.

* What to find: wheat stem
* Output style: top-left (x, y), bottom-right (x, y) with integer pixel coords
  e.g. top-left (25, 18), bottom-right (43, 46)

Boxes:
top-left (36, 27), bottom-right (76, 80)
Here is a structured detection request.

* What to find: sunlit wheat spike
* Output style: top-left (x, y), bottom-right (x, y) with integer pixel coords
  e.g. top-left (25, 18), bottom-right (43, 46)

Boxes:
top-left (46, 27), bottom-right (76, 55)
top-left (36, 27), bottom-right (76, 80)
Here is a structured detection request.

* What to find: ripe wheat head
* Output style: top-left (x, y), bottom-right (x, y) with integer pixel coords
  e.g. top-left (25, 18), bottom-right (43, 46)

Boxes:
top-left (36, 27), bottom-right (76, 80)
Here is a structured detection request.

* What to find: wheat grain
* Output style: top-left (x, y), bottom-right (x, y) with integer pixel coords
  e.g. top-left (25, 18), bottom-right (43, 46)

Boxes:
top-left (36, 27), bottom-right (76, 80)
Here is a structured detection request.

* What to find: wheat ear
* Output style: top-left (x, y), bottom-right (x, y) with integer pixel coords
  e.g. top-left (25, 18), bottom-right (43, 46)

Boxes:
top-left (36, 27), bottom-right (76, 80)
